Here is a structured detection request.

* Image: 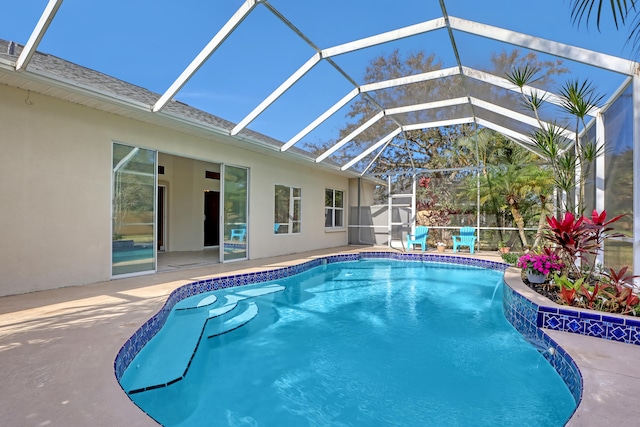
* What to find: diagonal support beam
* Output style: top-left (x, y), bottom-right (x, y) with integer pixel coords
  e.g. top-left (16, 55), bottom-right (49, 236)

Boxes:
top-left (470, 97), bottom-right (575, 140)
top-left (341, 128), bottom-right (402, 171)
top-left (402, 117), bottom-right (474, 132)
top-left (281, 88), bottom-right (360, 152)
top-left (462, 67), bottom-right (599, 117)
top-left (360, 67), bottom-right (460, 93)
top-left (449, 16), bottom-right (636, 76)
top-left (238, 18), bottom-right (448, 141)
top-left (16, 0), bottom-right (64, 71)
top-left (321, 18), bottom-right (446, 58)
top-left (231, 52), bottom-right (321, 136)
top-left (316, 111), bottom-right (385, 162)
top-left (283, 68), bottom-right (461, 152)
top-left (385, 97), bottom-right (468, 116)
top-left (475, 118), bottom-right (533, 146)
top-left (152, 0), bottom-right (259, 113)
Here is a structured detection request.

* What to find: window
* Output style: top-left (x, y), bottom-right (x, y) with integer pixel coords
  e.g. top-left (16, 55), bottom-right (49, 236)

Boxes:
top-left (275, 185), bottom-right (301, 234)
top-left (325, 189), bottom-right (344, 228)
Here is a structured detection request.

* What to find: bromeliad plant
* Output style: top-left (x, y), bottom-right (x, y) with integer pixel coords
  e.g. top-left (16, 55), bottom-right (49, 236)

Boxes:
top-left (542, 209), bottom-right (640, 315)
top-left (600, 267), bottom-right (640, 315)
top-left (545, 209), bottom-right (624, 284)
top-left (552, 266), bottom-right (640, 315)
top-left (553, 273), bottom-right (583, 306)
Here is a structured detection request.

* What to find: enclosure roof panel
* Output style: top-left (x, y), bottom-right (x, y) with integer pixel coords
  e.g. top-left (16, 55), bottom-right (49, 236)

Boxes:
top-left (0, 0), bottom-right (636, 175)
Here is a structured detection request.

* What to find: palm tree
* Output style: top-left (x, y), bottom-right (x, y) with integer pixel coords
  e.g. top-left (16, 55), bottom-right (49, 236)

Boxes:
top-left (569, 0), bottom-right (640, 57)
top-left (457, 129), bottom-right (553, 249)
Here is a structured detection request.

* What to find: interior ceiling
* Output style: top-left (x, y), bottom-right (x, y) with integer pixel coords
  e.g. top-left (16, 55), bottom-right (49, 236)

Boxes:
top-left (0, 0), bottom-right (637, 177)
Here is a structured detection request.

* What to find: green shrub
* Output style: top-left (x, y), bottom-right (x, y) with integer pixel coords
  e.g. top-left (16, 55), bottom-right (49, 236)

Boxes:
top-left (501, 252), bottom-right (520, 265)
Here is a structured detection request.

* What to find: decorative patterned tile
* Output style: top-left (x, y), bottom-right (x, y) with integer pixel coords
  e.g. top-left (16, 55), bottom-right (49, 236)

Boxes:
top-left (543, 314), bottom-right (562, 330)
top-left (584, 320), bottom-right (606, 338)
top-left (566, 318), bottom-right (584, 334)
top-left (629, 327), bottom-right (640, 345)
top-left (607, 324), bottom-right (629, 342)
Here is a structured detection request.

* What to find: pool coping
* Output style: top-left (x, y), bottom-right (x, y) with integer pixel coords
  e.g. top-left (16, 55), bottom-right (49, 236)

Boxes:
top-left (502, 267), bottom-right (640, 426)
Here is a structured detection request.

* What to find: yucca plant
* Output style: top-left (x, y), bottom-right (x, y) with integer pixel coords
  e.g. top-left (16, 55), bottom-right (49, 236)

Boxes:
top-left (505, 66), bottom-right (605, 215)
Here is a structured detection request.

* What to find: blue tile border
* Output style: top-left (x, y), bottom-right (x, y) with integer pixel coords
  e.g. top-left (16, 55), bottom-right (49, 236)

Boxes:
top-left (523, 285), bottom-right (640, 345)
top-left (502, 284), bottom-right (583, 405)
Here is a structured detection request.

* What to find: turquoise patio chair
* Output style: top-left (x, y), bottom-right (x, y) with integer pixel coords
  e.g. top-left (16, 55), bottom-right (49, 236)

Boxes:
top-left (452, 226), bottom-right (477, 254)
top-left (230, 225), bottom-right (246, 241)
top-left (406, 226), bottom-right (429, 252)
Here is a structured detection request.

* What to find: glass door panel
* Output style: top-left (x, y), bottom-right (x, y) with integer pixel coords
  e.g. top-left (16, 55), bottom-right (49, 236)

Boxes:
top-left (221, 164), bottom-right (248, 262)
top-left (112, 143), bottom-right (157, 276)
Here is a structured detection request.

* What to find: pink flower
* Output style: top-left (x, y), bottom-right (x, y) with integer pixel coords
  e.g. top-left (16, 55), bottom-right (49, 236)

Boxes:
top-left (517, 252), bottom-right (563, 275)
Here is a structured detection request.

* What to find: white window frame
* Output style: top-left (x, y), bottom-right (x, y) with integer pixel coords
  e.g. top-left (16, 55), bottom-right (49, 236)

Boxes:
top-left (325, 188), bottom-right (345, 229)
top-left (275, 184), bottom-right (301, 234)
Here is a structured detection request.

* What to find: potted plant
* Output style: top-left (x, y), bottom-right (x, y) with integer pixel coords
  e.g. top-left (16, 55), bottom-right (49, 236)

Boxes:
top-left (517, 249), bottom-right (564, 284)
top-left (436, 241), bottom-right (446, 252)
top-left (498, 241), bottom-right (510, 254)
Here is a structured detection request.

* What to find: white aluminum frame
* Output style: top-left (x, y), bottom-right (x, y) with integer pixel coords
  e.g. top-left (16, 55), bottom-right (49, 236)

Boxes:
top-left (11, 0), bottom-right (640, 272)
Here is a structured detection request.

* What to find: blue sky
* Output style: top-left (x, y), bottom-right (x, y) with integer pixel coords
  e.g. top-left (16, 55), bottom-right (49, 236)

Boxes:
top-left (0, 0), bottom-right (634, 147)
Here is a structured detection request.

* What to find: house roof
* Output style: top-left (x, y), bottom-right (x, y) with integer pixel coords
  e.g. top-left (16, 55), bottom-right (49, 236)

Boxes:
top-left (0, 0), bottom-right (636, 177)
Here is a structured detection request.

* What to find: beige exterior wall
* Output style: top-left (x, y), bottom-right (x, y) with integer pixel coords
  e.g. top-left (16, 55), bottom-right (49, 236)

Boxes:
top-left (0, 84), bottom-right (361, 297)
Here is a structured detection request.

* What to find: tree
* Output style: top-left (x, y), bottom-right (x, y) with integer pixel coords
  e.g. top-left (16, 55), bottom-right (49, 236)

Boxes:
top-left (506, 65), bottom-right (605, 216)
top-left (457, 129), bottom-right (554, 249)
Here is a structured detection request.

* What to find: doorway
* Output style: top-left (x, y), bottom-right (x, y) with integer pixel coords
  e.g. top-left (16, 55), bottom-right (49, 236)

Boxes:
top-left (204, 190), bottom-right (220, 247)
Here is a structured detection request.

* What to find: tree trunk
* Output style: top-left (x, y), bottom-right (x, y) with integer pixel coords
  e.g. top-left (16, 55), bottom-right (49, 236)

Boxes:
top-left (509, 204), bottom-right (528, 249)
top-left (532, 195), bottom-right (549, 249)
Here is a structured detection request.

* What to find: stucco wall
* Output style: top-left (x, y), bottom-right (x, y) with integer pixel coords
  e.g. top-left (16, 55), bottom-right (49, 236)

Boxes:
top-left (0, 84), bottom-right (357, 296)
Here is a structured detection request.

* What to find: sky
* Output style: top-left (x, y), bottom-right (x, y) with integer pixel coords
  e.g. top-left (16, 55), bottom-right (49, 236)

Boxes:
top-left (0, 0), bottom-right (635, 150)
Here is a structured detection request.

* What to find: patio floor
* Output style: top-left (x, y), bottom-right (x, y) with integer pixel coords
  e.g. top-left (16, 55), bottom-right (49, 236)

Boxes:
top-left (1, 246), bottom-right (639, 426)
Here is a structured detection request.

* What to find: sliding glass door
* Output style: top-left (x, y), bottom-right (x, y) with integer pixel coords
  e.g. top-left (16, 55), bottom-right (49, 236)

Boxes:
top-left (221, 164), bottom-right (248, 262)
top-left (112, 143), bottom-right (157, 276)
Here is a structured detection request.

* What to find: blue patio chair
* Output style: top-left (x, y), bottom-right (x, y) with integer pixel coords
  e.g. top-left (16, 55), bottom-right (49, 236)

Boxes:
top-left (452, 226), bottom-right (477, 254)
top-left (230, 225), bottom-right (246, 241)
top-left (406, 226), bottom-right (429, 252)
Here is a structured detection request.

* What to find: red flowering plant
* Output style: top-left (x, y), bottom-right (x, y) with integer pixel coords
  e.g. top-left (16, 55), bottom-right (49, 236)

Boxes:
top-left (545, 209), bottom-right (624, 283)
top-left (517, 249), bottom-right (564, 276)
top-left (534, 209), bottom-right (640, 315)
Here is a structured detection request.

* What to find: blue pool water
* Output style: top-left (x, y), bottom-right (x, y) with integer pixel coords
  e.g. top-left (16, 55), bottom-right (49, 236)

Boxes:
top-left (121, 259), bottom-right (576, 426)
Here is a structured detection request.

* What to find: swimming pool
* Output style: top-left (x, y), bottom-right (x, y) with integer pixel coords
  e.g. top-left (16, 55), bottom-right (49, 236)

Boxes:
top-left (118, 256), bottom-right (577, 426)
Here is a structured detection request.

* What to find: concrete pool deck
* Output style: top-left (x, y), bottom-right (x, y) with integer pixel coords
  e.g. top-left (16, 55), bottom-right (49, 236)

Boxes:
top-left (1, 246), bottom-right (639, 426)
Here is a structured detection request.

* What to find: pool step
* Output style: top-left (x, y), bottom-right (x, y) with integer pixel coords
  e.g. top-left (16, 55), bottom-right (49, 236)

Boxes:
top-left (119, 308), bottom-right (208, 393)
top-left (121, 284), bottom-right (285, 394)
top-left (173, 283), bottom-right (284, 310)
top-left (229, 283), bottom-right (285, 298)
top-left (173, 294), bottom-right (218, 310)
top-left (207, 302), bottom-right (258, 338)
